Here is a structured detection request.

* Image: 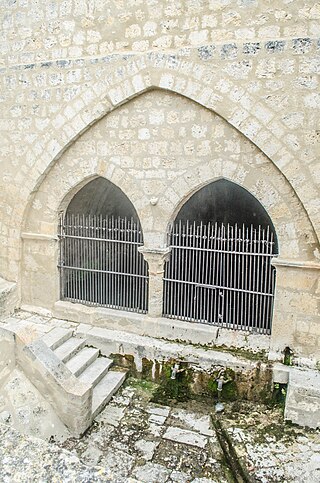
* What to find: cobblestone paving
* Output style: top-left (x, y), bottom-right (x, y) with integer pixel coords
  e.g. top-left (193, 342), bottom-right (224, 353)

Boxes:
top-left (1, 373), bottom-right (320, 482)
top-left (61, 379), bottom-right (230, 482)
top-left (60, 379), bottom-right (320, 483)
top-left (0, 423), bottom-right (113, 483)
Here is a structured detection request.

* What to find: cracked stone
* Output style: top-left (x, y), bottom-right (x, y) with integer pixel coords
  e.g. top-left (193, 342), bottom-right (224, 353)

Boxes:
top-left (96, 404), bottom-right (125, 427)
top-left (149, 414), bottom-right (167, 425)
top-left (135, 438), bottom-right (159, 460)
top-left (164, 427), bottom-right (208, 449)
top-left (170, 409), bottom-right (215, 437)
top-left (147, 404), bottom-right (171, 418)
top-left (132, 462), bottom-right (171, 482)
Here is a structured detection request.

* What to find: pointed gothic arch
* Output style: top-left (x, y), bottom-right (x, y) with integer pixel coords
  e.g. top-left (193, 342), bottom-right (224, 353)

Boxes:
top-left (163, 179), bottom-right (277, 334)
top-left (59, 177), bottom-right (148, 313)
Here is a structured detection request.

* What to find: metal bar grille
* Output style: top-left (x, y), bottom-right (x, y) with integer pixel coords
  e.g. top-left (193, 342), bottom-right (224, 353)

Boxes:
top-left (163, 221), bottom-right (276, 334)
top-left (58, 214), bottom-right (149, 313)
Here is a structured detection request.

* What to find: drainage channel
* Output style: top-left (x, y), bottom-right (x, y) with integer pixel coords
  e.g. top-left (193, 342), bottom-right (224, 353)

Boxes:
top-left (211, 414), bottom-right (254, 483)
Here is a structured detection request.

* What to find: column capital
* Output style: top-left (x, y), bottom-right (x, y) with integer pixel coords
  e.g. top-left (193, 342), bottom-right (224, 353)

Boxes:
top-left (138, 246), bottom-right (171, 270)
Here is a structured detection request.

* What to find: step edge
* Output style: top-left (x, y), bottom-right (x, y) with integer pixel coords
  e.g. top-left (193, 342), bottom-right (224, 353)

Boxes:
top-left (92, 371), bottom-right (127, 418)
top-left (66, 347), bottom-right (100, 377)
top-left (43, 328), bottom-right (74, 350)
top-left (55, 338), bottom-right (87, 363)
top-left (78, 357), bottom-right (113, 387)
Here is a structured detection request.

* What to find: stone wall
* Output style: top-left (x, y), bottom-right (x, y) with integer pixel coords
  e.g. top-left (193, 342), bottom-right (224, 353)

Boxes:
top-left (0, 1), bottom-right (319, 364)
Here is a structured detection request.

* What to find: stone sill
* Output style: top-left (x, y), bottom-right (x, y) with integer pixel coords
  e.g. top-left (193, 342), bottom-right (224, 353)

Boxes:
top-left (52, 300), bottom-right (271, 354)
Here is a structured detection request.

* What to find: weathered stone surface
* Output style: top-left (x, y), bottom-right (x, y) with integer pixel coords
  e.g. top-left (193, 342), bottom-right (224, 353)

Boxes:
top-left (0, 423), bottom-right (113, 482)
top-left (96, 404), bottom-right (125, 427)
top-left (2, 376), bottom-right (319, 482)
top-left (132, 462), bottom-right (171, 483)
top-left (135, 439), bottom-right (159, 461)
top-left (285, 368), bottom-right (320, 429)
top-left (163, 427), bottom-right (208, 449)
top-left (0, 0), bottom-right (319, 376)
top-left (170, 409), bottom-right (215, 437)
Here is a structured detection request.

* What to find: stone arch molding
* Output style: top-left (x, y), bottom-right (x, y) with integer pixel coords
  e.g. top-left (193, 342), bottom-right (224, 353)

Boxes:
top-left (19, 53), bottom-right (319, 251)
top-left (23, 88), bottom-right (317, 264)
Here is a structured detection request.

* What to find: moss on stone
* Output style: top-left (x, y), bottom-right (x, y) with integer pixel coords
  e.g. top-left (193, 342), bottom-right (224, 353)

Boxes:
top-left (207, 368), bottom-right (238, 402)
top-left (159, 337), bottom-right (268, 363)
top-left (110, 353), bottom-right (136, 375)
top-left (141, 357), bottom-right (153, 380)
top-left (151, 361), bottom-right (192, 404)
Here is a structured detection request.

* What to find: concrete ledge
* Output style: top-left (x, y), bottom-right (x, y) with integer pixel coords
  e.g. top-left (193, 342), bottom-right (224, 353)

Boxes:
top-left (272, 362), bottom-right (290, 384)
top-left (54, 300), bottom-right (270, 353)
top-left (15, 335), bottom-right (92, 436)
top-left (76, 322), bottom-right (263, 374)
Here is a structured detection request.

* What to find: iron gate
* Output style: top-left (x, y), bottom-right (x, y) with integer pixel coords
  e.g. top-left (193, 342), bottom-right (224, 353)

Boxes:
top-left (58, 214), bottom-right (148, 313)
top-left (163, 221), bottom-right (276, 334)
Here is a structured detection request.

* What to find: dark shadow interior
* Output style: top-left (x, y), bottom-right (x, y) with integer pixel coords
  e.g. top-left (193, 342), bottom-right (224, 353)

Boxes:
top-left (163, 179), bottom-right (278, 332)
top-left (175, 179), bottom-right (277, 251)
top-left (67, 177), bottom-right (139, 220)
top-left (61, 176), bottom-right (148, 312)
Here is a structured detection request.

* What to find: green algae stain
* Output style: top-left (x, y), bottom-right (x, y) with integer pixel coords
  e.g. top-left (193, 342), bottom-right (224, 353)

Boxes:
top-left (151, 361), bottom-right (192, 404)
top-left (207, 368), bottom-right (238, 402)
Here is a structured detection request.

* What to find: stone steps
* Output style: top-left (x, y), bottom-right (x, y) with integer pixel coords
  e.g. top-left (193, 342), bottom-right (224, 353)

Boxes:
top-left (42, 328), bottom-right (127, 429)
top-left (78, 356), bottom-right (113, 387)
top-left (42, 327), bottom-right (74, 350)
top-left (66, 347), bottom-right (99, 376)
top-left (92, 370), bottom-right (127, 419)
top-left (54, 336), bottom-right (86, 363)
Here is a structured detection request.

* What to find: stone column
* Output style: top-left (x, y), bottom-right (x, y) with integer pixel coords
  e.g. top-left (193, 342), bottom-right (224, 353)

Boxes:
top-left (138, 247), bottom-right (171, 317)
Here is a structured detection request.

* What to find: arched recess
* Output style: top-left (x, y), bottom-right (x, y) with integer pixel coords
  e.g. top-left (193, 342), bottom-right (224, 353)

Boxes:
top-left (175, 178), bottom-right (278, 247)
top-left (7, 55), bottom-right (317, 286)
top-left (65, 176), bottom-right (140, 219)
top-left (21, 89), bottom-right (318, 318)
top-left (59, 176), bottom-right (148, 313)
top-left (163, 179), bottom-right (277, 334)
top-left (17, 54), bottom-right (319, 236)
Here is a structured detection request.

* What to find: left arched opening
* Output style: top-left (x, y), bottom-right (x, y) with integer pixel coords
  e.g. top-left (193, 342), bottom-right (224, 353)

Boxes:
top-left (59, 177), bottom-right (148, 313)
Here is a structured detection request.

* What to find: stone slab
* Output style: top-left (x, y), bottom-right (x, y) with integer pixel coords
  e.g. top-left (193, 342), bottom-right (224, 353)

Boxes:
top-left (132, 462), bottom-right (170, 483)
top-left (170, 409), bottom-right (215, 436)
top-left (163, 426), bottom-right (208, 449)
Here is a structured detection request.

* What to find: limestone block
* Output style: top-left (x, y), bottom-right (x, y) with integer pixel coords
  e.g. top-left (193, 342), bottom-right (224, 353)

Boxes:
top-left (15, 336), bottom-right (92, 436)
top-left (285, 368), bottom-right (320, 429)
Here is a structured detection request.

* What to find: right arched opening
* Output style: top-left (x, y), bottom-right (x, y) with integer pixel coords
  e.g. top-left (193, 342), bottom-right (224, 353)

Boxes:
top-left (163, 179), bottom-right (278, 334)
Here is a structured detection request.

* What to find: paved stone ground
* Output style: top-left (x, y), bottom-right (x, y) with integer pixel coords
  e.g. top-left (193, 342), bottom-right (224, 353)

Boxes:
top-left (59, 378), bottom-right (320, 483)
top-left (1, 311), bottom-right (320, 481)
top-left (222, 401), bottom-right (320, 483)
top-left (0, 422), bottom-right (113, 483)
top-left (1, 374), bottom-right (320, 482)
top-left (0, 368), bottom-right (70, 442)
top-left (61, 379), bottom-right (231, 482)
